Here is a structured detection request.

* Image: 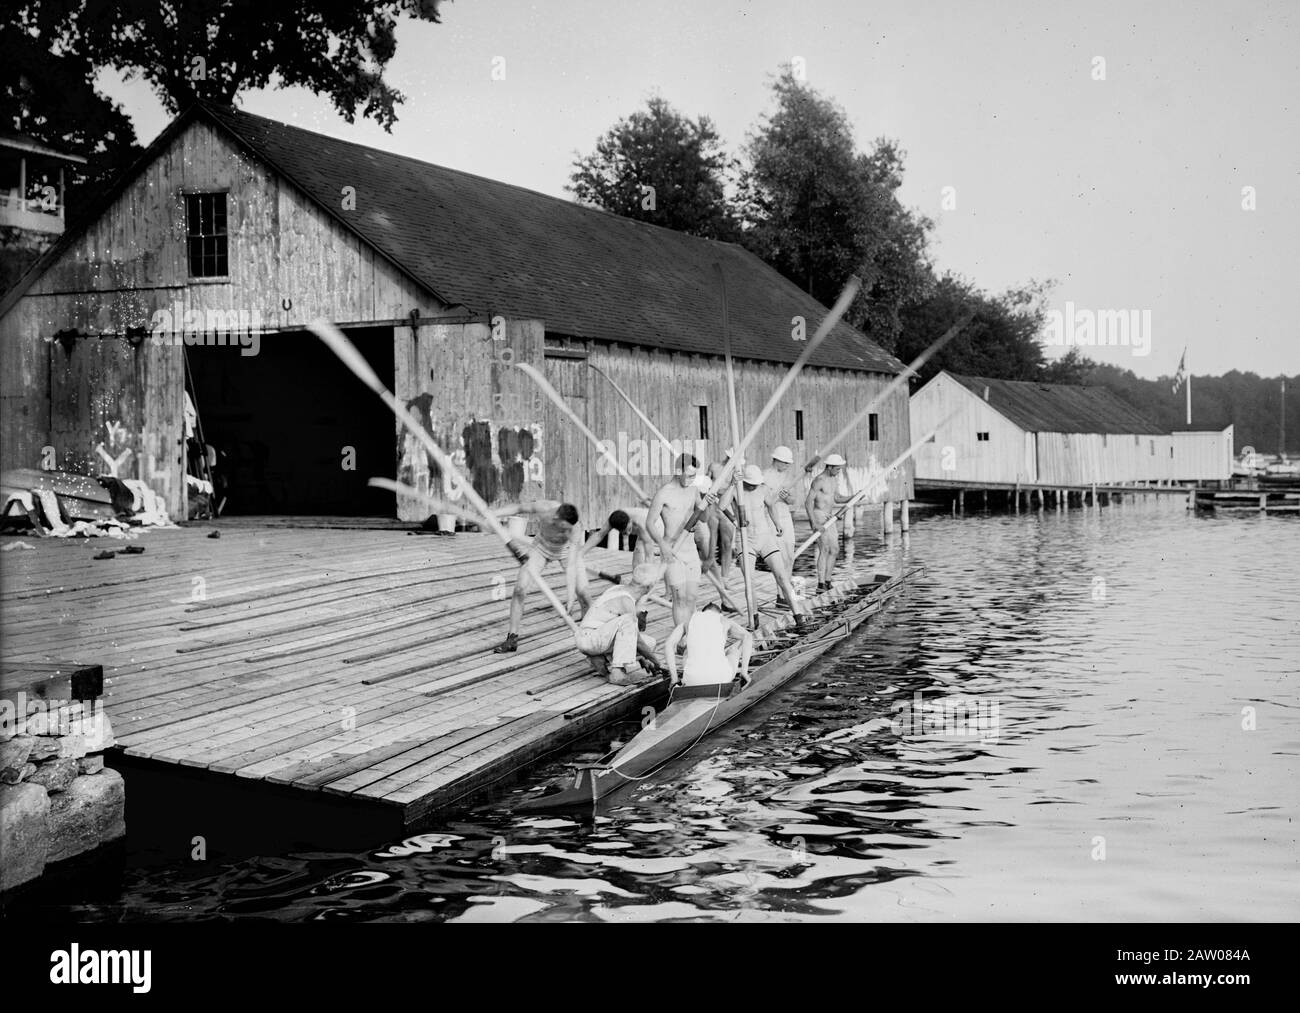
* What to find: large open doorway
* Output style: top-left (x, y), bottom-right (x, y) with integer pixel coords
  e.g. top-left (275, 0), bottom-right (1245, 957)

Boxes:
top-left (188, 326), bottom-right (396, 516)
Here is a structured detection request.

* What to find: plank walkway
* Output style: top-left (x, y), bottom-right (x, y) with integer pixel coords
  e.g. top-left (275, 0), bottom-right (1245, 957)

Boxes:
top-left (0, 520), bottom-right (810, 825)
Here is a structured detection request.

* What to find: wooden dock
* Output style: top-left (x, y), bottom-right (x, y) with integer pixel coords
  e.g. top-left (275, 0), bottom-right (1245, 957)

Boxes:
top-left (0, 522), bottom-right (834, 827)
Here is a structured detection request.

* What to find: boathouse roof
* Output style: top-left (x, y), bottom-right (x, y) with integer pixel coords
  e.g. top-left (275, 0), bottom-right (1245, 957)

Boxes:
top-left (948, 373), bottom-right (1165, 435)
top-left (3, 102), bottom-right (903, 376)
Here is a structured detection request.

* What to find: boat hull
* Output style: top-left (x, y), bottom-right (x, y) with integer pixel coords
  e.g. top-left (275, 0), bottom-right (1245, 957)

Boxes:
top-left (516, 568), bottom-right (915, 812)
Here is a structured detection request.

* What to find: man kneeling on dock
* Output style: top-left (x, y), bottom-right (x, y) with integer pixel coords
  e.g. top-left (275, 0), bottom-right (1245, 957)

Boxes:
top-left (575, 562), bottom-right (665, 685)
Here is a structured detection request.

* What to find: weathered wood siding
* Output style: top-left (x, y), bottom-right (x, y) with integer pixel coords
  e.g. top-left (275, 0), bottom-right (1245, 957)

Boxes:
top-left (574, 341), bottom-right (911, 525)
top-left (1, 118), bottom-right (437, 515)
top-left (911, 372), bottom-right (1034, 483)
top-left (394, 318), bottom-right (547, 521)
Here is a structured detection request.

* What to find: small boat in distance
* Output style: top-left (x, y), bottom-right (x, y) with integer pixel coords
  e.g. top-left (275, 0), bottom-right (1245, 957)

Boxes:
top-left (517, 568), bottom-right (919, 812)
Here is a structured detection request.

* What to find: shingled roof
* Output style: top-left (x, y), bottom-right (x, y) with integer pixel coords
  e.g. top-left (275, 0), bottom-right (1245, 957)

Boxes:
top-left (0, 102), bottom-right (902, 375)
top-left (948, 373), bottom-right (1164, 435)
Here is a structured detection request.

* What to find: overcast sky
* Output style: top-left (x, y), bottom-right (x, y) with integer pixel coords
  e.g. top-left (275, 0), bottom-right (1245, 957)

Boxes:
top-left (100, 0), bottom-right (1298, 380)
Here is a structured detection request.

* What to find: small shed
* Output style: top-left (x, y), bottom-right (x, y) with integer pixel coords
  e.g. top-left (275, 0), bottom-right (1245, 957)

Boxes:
top-left (911, 371), bottom-right (1231, 486)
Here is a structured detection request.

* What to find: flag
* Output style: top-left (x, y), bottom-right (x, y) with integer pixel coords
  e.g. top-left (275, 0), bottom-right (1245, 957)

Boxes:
top-left (1171, 350), bottom-right (1187, 394)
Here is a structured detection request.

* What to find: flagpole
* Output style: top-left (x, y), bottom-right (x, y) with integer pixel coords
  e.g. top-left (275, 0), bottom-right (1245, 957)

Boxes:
top-left (1186, 367), bottom-right (1192, 426)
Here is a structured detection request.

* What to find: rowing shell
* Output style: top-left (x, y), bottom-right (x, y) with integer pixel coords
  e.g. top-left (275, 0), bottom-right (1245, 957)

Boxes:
top-left (515, 567), bottom-right (919, 812)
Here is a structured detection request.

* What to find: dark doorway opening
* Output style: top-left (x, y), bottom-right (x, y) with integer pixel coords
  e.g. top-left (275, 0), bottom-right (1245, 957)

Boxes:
top-left (189, 326), bottom-right (396, 516)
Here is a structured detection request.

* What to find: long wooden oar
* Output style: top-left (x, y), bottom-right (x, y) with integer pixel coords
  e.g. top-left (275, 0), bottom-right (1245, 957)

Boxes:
top-left (798, 310), bottom-right (974, 479)
top-left (587, 363), bottom-right (674, 447)
top-left (665, 274), bottom-right (862, 551)
top-left (308, 319), bottom-right (580, 636)
top-left (794, 411), bottom-right (959, 560)
top-left (511, 361), bottom-right (651, 506)
top-left (370, 477), bottom-right (675, 609)
top-left (724, 275), bottom-right (862, 490)
top-left (715, 261), bottom-right (756, 626)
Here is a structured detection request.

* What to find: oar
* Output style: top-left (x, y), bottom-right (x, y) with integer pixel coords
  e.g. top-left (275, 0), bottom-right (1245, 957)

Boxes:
top-left (794, 411), bottom-right (959, 561)
top-left (788, 310), bottom-right (974, 489)
top-left (588, 356), bottom-right (744, 615)
top-left (587, 363), bottom-right (674, 446)
top-left (666, 274), bottom-right (862, 550)
top-left (724, 275), bottom-right (862, 490)
top-left (715, 261), bottom-right (757, 626)
top-left (511, 361), bottom-right (651, 506)
top-left (308, 319), bottom-right (580, 636)
top-left (371, 477), bottom-right (674, 609)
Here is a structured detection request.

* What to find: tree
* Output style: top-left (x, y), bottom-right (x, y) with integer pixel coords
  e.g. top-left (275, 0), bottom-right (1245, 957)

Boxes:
top-left (738, 70), bottom-right (934, 348)
top-left (568, 96), bottom-right (740, 240)
top-left (897, 273), bottom-right (1051, 383)
top-left (9, 0), bottom-right (447, 132)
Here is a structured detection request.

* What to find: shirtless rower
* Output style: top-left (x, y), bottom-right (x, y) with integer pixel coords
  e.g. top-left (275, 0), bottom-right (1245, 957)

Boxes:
top-left (724, 464), bottom-right (812, 623)
top-left (762, 445), bottom-right (798, 568)
top-left (646, 453), bottom-right (711, 629)
top-left (586, 504), bottom-right (741, 618)
top-left (492, 500), bottom-right (588, 653)
top-left (804, 453), bottom-right (855, 591)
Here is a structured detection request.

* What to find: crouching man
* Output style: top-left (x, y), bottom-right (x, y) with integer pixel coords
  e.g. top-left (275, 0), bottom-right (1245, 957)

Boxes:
top-left (574, 562), bottom-right (666, 685)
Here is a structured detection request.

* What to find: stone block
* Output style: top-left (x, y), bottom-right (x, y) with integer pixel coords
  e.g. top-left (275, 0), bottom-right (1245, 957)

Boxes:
top-left (28, 757), bottom-right (79, 793)
top-left (78, 755), bottom-right (105, 775)
top-left (2, 762), bottom-right (36, 785)
top-left (29, 738), bottom-right (62, 762)
top-left (0, 781), bottom-right (50, 891)
top-left (1, 735), bottom-right (34, 774)
top-left (47, 768), bottom-right (125, 864)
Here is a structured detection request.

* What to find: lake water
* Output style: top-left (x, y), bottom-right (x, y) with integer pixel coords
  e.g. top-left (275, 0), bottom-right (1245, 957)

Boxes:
top-left (33, 498), bottom-right (1300, 921)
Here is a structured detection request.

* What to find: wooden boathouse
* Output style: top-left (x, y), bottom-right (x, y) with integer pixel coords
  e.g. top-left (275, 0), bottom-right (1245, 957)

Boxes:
top-left (910, 372), bottom-right (1234, 499)
top-left (0, 101), bottom-right (913, 528)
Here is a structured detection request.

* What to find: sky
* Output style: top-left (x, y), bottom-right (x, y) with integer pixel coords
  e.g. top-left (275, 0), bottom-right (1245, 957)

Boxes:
top-left (98, 0), bottom-right (1299, 380)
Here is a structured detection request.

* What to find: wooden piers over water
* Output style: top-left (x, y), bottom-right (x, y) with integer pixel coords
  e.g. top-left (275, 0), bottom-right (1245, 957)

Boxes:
top-left (1, 521), bottom-right (879, 829)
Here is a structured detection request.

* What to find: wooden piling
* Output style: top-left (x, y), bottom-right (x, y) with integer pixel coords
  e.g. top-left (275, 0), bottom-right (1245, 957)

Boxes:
top-left (901, 498), bottom-right (910, 532)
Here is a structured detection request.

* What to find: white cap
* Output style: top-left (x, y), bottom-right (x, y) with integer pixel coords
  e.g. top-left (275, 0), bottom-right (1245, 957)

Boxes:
top-left (771, 445), bottom-right (794, 464)
top-left (742, 464), bottom-right (765, 485)
top-left (824, 453), bottom-right (846, 467)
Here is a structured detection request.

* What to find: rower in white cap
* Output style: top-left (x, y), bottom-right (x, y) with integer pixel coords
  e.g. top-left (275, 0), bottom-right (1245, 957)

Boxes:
top-left (762, 445), bottom-right (798, 567)
top-left (805, 453), bottom-right (854, 591)
top-left (723, 463), bottom-right (811, 624)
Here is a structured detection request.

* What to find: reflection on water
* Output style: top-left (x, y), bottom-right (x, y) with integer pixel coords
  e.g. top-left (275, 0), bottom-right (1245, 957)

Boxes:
top-left (41, 502), bottom-right (1300, 921)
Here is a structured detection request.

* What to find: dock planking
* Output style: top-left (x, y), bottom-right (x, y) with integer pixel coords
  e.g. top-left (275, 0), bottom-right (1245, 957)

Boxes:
top-left (0, 520), bottom-right (815, 824)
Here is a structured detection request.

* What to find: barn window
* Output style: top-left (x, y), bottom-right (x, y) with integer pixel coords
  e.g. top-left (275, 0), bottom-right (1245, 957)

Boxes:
top-left (185, 193), bottom-right (228, 277)
top-left (1150, 440), bottom-right (1155, 455)
top-left (795, 410), bottom-right (804, 441)
top-left (868, 413), bottom-right (879, 441)
top-left (976, 432), bottom-right (990, 442)
top-left (1135, 435), bottom-right (1140, 446)
top-left (698, 405), bottom-right (709, 440)
top-left (1102, 434), bottom-right (1108, 448)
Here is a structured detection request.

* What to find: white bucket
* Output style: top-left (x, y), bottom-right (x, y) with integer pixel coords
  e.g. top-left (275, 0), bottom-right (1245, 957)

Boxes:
top-left (507, 516), bottom-right (528, 539)
top-left (437, 513), bottom-right (458, 534)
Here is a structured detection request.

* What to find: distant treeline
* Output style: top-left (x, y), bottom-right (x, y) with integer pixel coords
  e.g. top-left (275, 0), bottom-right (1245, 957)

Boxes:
top-left (1075, 365), bottom-right (1296, 455)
